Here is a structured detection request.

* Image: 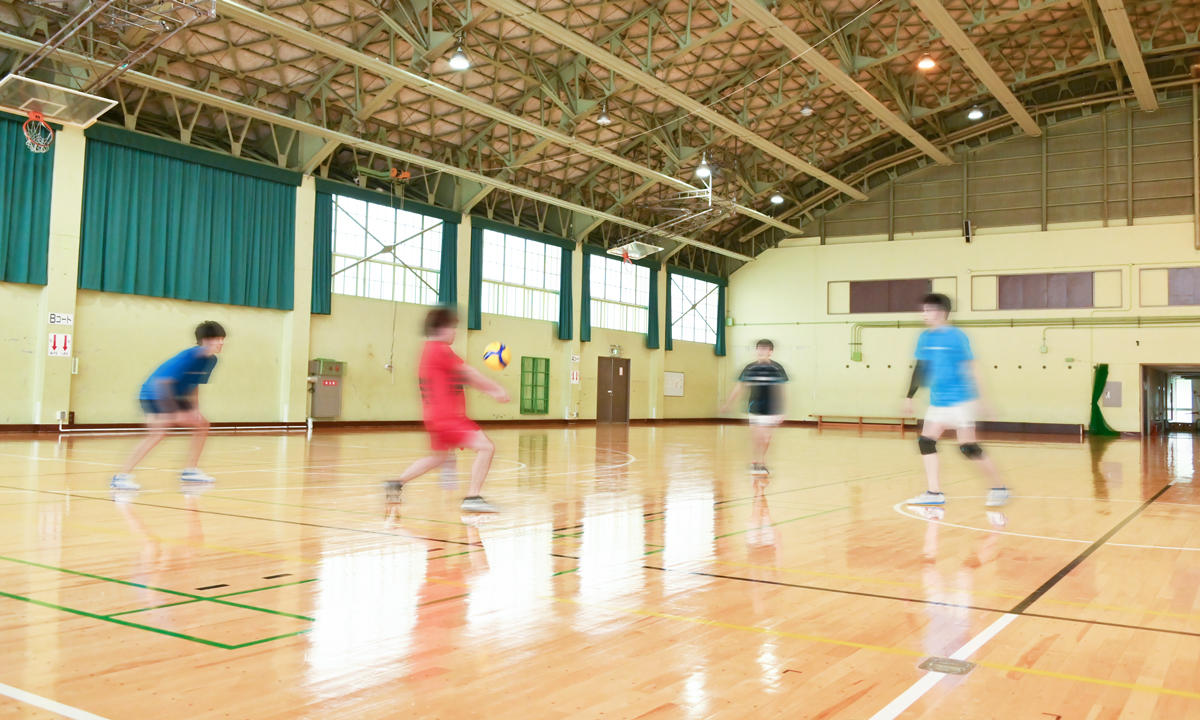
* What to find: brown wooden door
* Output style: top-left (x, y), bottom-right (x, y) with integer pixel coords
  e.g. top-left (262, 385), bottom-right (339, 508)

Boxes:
top-left (596, 357), bottom-right (631, 423)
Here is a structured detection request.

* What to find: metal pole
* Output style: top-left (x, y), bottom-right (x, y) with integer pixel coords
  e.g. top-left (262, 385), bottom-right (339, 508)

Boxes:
top-left (1041, 132), bottom-right (1049, 231)
top-left (887, 180), bottom-right (895, 241)
top-left (1102, 111), bottom-right (1109, 227)
top-left (1126, 106), bottom-right (1134, 227)
top-left (1193, 84), bottom-right (1199, 249)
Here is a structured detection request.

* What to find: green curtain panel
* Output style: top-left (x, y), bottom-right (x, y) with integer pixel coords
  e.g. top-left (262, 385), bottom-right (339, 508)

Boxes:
top-left (714, 283), bottom-right (727, 357)
top-left (1, 114), bottom-right (53, 285)
top-left (311, 192), bottom-right (333, 315)
top-left (645, 265), bottom-right (660, 349)
top-left (557, 246), bottom-right (573, 341)
top-left (580, 251), bottom-right (592, 343)
top-left (438, 221), bottom-right (458, 306)
top-left (467, 226), bottom-right (484, 330)
top-left (1089, 364), bottom-right (1119, 436)
top-left (79, 140), bottom-right (296, 310)
top-left (664, 271), bottom-right (674, 351)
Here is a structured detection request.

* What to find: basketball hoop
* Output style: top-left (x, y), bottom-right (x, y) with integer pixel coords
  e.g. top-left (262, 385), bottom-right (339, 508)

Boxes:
top-left (23, 111), bottom-right (53, 154)
top-left (622, 249), bottom-right (631, 264)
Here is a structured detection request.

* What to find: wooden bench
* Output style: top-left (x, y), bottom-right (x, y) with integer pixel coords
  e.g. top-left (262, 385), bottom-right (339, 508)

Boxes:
top-left (811, 414), bottom-right (917, 436)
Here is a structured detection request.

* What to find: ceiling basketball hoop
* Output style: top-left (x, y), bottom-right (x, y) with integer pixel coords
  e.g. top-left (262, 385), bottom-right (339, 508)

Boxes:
top-left (23, 111), bottom-right (53, 154)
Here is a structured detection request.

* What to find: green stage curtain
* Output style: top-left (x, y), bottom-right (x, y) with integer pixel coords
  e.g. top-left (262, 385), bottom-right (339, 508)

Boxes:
top-left (664, 272), bottom-right (674, 351)
top-left (646, 265), bottom-right (660, 349)
top-left (0, 113), bottom-right (53, 285)
top-left (715, 283), bottom-right (727, 357)
top-left (79, 139), bottom-right (296, 310)
top-left (467, 226), bottom-right (484, 330)
top-left (557, 246), bottom-right (573, 341)
top-left (438, 221), bottom-right (459, 306)
top-left (1089, 363), bottom-right (1119, 436)
top-left (311, 192), bottom-right (333, 314)
top-left (580, 251), bottom-right (592, 342)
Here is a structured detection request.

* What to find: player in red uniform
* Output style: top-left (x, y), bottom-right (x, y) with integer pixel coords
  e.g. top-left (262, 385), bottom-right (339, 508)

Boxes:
top-left (388, 307), bottom-right (510, 513)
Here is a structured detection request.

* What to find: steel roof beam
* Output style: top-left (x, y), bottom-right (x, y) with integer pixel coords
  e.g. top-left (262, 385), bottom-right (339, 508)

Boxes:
top-left (911, 0), bottom-right (1042, 136)
top-left (0, 31), bottom-right (751, 262)
top-left (728, 0), bottom-right (954, 166)
top-left (1096, 0), bottom-right (1159, 111)
top-left (473, 0), bottom-right (868, 203)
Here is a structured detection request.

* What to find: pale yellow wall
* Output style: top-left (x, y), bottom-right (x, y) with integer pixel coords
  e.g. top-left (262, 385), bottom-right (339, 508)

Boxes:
top-left (70, 291), bottom-right (288, 423)
top-left (466, 312), bottom-right (567, 421)
top-left (308, 294), bottom-right (427, 421)
top-left (579, 328), bottom-right (654, 420)
top-left (727, 221), bottom-right (1200, 433)
top-left (0, 283), bottom-right (43, 424)
top-left (664, 340), bottom-right (721, 418)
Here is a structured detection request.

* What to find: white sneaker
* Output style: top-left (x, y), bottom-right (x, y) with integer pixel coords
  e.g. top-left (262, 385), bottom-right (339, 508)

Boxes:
top-left (110, 473), bottom-right (140, 490)
top-left (986, 488), bottom-right (1010, 507)
top-left (906, 491), bottom-right (945, 506)
top-left (460, 496), bottom-right (499, 513)
top-left (180, 468), bottom-right (215, 483)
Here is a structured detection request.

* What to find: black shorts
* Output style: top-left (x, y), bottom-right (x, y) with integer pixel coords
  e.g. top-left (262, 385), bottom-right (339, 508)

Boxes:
top-left (140, 397), bottom-right (193, 415)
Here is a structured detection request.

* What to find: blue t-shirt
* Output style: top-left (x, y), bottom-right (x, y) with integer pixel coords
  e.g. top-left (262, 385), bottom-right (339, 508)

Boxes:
top-left (139, 346), bottom-right (218, 400)
top-left (914, 326), bottom-right (976, 407)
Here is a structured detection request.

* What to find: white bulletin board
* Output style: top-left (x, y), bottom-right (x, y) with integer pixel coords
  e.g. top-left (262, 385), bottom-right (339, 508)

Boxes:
top-left (664, 371), bottom-right (684, 397)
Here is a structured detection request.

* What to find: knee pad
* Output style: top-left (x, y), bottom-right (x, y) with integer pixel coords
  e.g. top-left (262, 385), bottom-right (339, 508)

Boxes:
top-left (960, 443), bottom-right (984, 460)
top-left (918, 436), bottom-right (937, 455)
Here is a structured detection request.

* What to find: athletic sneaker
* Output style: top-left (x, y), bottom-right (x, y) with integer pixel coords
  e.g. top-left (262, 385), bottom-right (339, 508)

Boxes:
top-left (180, 468), bottom-right (215, 483)
top-left (750, 464), bottom-right (769, 476)
top-left (986, 488), bottom-right (1010, 507)
top-left (461, 496), bottom-right (499, 513)
top-left (906, 491), bottom-right (945, 506)
top-left (110, 473), bottom-right (140, 490)
top-left (385, 480), bottom-right (404, 502)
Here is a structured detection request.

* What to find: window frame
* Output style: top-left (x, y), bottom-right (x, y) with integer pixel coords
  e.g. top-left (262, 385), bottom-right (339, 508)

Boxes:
top-left (330, 194), bottom-right (443, 305)
top-left (590, 254), bottom-right (651, 333)
top-left (480, 228), bottom-right (563, 323)
top-left (669, 273), bottom-right (719, 345)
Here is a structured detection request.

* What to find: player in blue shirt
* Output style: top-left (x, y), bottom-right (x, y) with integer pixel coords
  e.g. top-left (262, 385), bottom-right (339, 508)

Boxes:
top-left (110, 321), bottom-right (226, 490)
top-left (902, 294), bottom-right (1008, 507)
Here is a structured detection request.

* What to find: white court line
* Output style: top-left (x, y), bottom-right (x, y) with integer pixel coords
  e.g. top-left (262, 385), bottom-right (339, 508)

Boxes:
top-left (892, 501), bottom-right (1200, 552)
top-left (868, 613), bottom-right (1018, 720)
top-left (0, 681), bottom-right (111, 720)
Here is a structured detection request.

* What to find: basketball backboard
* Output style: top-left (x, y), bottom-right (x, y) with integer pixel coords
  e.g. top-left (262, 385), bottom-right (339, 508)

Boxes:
top-left (0, 75), bottom-right (116, 127)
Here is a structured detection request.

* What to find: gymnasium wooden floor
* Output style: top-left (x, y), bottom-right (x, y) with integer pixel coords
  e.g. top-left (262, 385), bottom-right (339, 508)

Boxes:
top-left (0, 424), bottom-right (1197, 719)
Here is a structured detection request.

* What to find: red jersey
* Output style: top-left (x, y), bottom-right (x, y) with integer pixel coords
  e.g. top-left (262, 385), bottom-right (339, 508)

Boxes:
top-left (418, 340), bottom-right (467, 426)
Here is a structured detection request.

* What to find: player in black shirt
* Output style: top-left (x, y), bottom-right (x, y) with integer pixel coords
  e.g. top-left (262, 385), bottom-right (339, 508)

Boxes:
top-left (721, 339), bottom-right (789, 476)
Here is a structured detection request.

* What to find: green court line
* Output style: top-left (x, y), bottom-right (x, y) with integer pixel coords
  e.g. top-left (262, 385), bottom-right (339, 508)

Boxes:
top-left (107, 599), bottom-right (202, 617)
top-left (713, 505), bottom-right (850, 539)
top-left (212, 578), bottom-right (318, 599)
top-left (0, 589), bottom-right (234, 649)
top-left (228, 628), bottom-right (313, 649)
top-left (204, 493), bottom-right (465, 528)
top-left (0, 554), bottom-right (314, 622)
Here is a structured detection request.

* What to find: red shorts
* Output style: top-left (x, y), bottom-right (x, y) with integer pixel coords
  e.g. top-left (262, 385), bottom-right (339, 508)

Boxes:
top-left (425, 418), bottom-right (480, 451)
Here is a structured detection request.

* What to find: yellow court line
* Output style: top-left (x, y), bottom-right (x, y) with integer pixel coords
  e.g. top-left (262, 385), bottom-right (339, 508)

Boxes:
top-left (710, 558), bottom-right (1200, 623)
top-left (972, 660), bottom-right (1200, 700)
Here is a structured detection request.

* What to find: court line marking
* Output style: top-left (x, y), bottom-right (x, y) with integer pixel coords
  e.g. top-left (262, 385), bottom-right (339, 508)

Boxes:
top-left (892, 497), bottom-right (1200, 552)
top-left (868, 480), bottom-right (1180, 718)
top-left (868, 614), bottom-right (1018, 720)
top-left (0, 680), bottom-right (112, 720)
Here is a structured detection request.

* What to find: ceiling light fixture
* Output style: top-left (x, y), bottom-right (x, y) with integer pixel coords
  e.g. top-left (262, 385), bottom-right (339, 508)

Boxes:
top-left (800, 104), bottom-right (814, 117)
top-left (769, 193), bottom-right (785, 205)
top-left (596, 101), bottom-right (612, 126)
top-left (695, 153), bottom-right (711, 179)
top-left (917, 55), bottom-right (936, 71)
top-left (967, 106), bottom-right (984, 121)
top-left (448, 44), bottom-right (470, 71)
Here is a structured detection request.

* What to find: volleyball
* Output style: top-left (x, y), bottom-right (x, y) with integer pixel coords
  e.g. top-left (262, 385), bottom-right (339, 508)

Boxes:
top-left (482, 342), bottom-right (511, 371)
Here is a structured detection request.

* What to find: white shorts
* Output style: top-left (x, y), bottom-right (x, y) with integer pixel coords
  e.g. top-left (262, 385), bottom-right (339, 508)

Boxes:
top-left (749, 414), bottom-right (784, 427)
top-left (923, 402), bottom-right (976, 431)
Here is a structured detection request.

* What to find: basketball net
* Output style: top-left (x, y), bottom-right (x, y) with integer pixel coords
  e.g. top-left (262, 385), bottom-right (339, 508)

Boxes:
top-left (23, 111), bottom-right (53, 154)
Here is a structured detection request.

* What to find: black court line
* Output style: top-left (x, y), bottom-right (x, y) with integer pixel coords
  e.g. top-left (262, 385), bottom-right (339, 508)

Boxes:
top-left (195, 584), bottom-right (229, 591)
top-left (1010, 480), bottom-right (1176, 614)
top-left (262, 573), bottom-right (291, 579)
